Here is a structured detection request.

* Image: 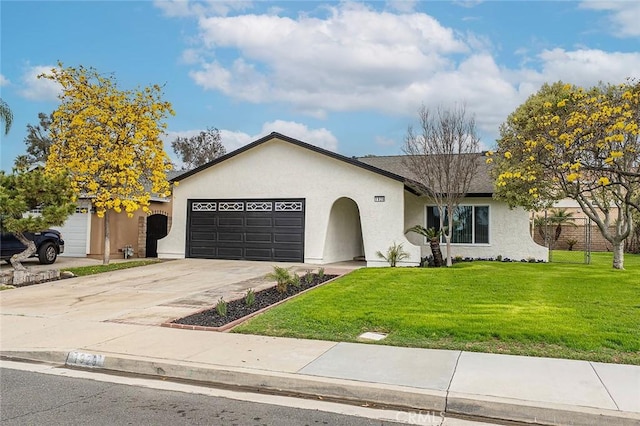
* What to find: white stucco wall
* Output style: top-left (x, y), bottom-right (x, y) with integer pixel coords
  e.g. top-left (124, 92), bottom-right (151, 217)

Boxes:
top-left (404, 195), bottom-right (549, 262)
top-left (158, 138), bottom-right (420, 266)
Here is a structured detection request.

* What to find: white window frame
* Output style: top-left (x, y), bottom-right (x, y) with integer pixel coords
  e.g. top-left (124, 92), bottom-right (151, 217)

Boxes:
top-left (425, 204), bottom-right (491, 246)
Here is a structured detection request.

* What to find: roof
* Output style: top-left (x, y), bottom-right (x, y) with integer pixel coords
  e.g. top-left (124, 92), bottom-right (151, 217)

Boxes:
top-left (171, 132), bottom-right (419, 193)
top-left (171, 131), bottom-right (494, 196)
top-left (357, 154), bottom-right (495, 196)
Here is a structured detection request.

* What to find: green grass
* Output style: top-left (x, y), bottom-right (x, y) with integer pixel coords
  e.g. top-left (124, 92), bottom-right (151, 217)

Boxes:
top-left (65, 259), bottom-right (162, 276)
top-left (234, 252), bottom-right (640, 364)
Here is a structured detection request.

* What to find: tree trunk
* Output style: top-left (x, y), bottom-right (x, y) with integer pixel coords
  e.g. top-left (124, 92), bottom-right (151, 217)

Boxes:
top-left (429, 239), bottom-right (444, 267)
top-left (445, 214), bottom-right (453, 267)
top-left (103, 210), bottom-right (110, 265)
top-left (612, 241), bottom-right (624, 270)
top-left (9, 232), bottom-right (36, 272)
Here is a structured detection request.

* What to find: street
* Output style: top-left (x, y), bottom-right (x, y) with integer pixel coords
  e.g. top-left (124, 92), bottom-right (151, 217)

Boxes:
top-left (0, 361), bottom-right (495, 426)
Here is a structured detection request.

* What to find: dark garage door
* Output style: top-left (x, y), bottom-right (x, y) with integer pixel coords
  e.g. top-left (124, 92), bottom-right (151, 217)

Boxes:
top-left (186, 199), bottom-right (305, 262)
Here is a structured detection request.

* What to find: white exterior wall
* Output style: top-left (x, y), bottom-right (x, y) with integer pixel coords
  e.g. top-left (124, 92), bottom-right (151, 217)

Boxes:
top-left (404, 195), bottom-right (548, 262)
top-left (158, 138), bottom-right (420, 266)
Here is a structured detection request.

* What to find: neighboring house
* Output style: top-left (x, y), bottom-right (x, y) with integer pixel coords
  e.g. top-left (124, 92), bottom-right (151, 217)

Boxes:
top-left (158, 133), bottom-right (547, 266)
top-left (51, 170), bottom-right (183, 259)
top-left (531, 199), bottom-right (620, 252)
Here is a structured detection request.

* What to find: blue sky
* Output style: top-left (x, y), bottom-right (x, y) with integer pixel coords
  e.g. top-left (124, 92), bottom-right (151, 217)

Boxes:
top-left (1, 0), bottom-right (639, 170)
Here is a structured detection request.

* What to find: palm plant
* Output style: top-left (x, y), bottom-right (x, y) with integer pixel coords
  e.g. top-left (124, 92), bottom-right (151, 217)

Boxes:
top-left (376, 242), bottom-right (410, 267)
top-left (406, 225), bottom-right (444, 267)
top-left (265, 265), bottom-right (294, 293)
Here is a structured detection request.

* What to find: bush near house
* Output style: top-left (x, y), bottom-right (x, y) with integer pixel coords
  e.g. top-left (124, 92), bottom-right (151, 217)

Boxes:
top-left (234, 252), bottom-right (640, 364)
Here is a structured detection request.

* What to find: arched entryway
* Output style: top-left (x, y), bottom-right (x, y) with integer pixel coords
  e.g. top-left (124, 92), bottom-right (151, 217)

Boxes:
top-left (322, 197), bottom-right (364, 263)
top-left (146, 214), bottom-right (168, 258)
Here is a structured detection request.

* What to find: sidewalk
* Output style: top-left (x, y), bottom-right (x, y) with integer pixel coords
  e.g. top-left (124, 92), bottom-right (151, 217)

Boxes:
top-left (1, 260), bottom-right (638, 426)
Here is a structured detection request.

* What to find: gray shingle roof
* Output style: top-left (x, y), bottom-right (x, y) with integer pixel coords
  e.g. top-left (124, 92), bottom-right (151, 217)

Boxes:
top-left (357, 154), bottom-right (495, 195)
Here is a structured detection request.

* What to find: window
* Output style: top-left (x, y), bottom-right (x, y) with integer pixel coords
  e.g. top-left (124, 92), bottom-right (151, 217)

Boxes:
top-left (426, 205), bottom-right (489, 244)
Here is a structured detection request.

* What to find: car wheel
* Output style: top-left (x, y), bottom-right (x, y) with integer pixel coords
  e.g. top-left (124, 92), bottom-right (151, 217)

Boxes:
top-left (38, 242), bottom-right (57, 264)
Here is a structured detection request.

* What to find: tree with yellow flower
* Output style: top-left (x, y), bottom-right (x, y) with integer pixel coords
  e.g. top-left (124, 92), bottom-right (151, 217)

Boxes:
top-left (42, 63), bottom-right (175, 264)
top-left (490, 79), bottom-right (639, 269)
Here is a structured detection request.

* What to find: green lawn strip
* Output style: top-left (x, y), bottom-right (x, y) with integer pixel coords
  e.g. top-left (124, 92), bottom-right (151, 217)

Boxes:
top-left (65, 259), bottom-right (163, 276)
top-left (233, 252), bottom-right (640, 364)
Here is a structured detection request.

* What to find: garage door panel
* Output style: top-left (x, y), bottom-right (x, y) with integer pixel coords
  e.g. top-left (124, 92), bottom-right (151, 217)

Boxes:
top-left (246, 217), bottom-right (273, 227)
top-left (190, 246), bottom-right (215, 256)
top-left (187, 199), bottom-right (304, 262)
top-left (191, 216), bottom-right (217, 226)
top-left (274, 233), bottom-right (303, 243)
top-left (274, 217), bottom-right (303, 227)
top-left (218, 232), bottom-right (243, 242)
top-left (218, 217), bottom-right (244, 227)
top-left (274, 249), bottom-right (303, 261)
top-left (244, 248), bottom-right (273, 259)
top-left (246, 233), bottom-right (272, 243)
top-left (191, 231), bottom-right (216, 241)
top-left (217, 247), bottom-right (244, 258)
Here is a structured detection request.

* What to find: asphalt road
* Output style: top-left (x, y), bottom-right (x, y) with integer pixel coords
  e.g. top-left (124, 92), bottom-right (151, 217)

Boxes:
top-left (0, 366), bottom-right (405, 426)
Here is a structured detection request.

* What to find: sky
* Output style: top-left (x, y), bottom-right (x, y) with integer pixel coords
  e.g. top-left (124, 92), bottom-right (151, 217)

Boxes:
top-left (1, 0), bottom-right (639, 170)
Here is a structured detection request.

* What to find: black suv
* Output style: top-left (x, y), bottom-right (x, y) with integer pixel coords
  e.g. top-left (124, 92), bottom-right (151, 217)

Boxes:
top-left (0, 229), bottom-right (65, 265)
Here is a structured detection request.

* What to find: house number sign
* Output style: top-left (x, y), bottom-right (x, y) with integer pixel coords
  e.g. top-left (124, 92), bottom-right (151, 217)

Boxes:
top-left (374, 196), bottom-right (385, 202)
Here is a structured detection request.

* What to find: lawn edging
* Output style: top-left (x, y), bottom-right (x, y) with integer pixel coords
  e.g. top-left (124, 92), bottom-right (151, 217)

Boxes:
top-left (161, 270), bottom-right (352, 332)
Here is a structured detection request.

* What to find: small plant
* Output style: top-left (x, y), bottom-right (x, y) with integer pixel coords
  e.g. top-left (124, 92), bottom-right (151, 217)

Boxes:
top-left (376, 242), bottom-right (410, 267)
top-left (245, 288), bottom-right (255, 307)
top-left (317, 267), bottom-right (325, 280)
top-left (215, 297), bottom-right (228, 317)
top-left (566, 238), bottom-right (578, 251)
top-left (290, 273), bottom-right (301, 288)
top-left (496, 254), bottom-right (503, 262)
top-left (266, 265), bottom-right (293, 294)
top-left (304, 269), bottom-right (314, 284)
top-left (454, 255), bottom-right (463, 263)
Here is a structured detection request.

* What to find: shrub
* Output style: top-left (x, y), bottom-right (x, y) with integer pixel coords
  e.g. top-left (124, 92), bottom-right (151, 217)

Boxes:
top-left (317, 267), bottom-right (325, 280)
top-left (266, 265), bottom-right (294, 294)
top-left (304, 269), bottom-right (314, 284)
top-left (245, 288), bottom-right (255, 307)
top-left (216, 297), bottom-right (227, 317)
top-left (290, 273), bottom-right (301, 289)
top-left (376, 242), bottom-right (410, 267)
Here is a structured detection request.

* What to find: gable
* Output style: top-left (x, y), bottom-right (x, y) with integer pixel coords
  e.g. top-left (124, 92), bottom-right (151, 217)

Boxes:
top-left (172, 132), bottom-right (408, 186)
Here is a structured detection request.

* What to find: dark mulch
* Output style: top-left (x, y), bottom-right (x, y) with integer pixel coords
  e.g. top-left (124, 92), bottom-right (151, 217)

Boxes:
top-left (172, 274), bottom-right (337, 328)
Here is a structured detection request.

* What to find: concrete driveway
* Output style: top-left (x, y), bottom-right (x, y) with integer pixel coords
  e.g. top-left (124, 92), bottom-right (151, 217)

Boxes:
top-left (0, 259), bottom-right (350, 326)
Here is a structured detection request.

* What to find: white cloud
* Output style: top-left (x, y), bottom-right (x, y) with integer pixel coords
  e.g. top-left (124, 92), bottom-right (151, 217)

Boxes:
top-left (154, 0), bottom-right (253, 18)
top-left (188, 3), bottom-right (467, 116)
top-left (19, 65), bottom-right (61, 101)
top-left (386, 0), bottom-right (418, 13)
top-left (259, 120), bottom-right (338, 152)
top-left (0, 74), bottom-right (9, 86)
top-left (165, 120), bottom-right (338, 164)
top-left (375, 136), bottom-right (397, 148)
top-left (534, 48), bottom-right (640, 87)
top-left (580, 1), bottom-right (640, 37)
top-left (162, 2), bottom-right (640, 146)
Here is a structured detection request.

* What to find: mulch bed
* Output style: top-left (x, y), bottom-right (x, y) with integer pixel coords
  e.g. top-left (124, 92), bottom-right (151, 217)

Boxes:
top-left (171, 274), bottom-right (337, 328)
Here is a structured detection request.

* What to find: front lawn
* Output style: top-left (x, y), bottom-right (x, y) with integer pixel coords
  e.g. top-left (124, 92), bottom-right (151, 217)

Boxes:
top-left (65, 259), bottom-right (162, 276)
top-left (233, 252), bottom-right (640, 364)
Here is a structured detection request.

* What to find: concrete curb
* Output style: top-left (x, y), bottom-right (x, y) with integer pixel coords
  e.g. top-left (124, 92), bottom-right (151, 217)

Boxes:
top-left (447, 392), bottom-right (640, 426)
top-left (2, 350), bottom-right (638, 426)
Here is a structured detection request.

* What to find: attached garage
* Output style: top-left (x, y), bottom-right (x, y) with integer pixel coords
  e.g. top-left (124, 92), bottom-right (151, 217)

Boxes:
top-left (186, 199), bottom-right (305, 262)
